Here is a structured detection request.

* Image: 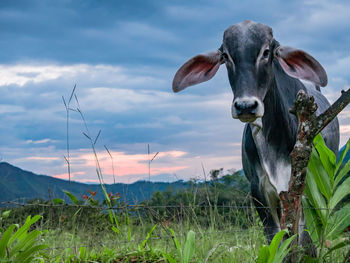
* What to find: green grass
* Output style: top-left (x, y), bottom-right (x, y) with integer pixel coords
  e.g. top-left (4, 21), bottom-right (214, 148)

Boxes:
top-left (41, 218), bottom-right (265, 262)
top-left (0, 203), bottom-right (349, 262)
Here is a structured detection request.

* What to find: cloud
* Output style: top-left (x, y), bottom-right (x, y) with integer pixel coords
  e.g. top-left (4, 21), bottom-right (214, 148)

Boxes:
top-left (26, 138), bottom-right (57, 144)
top-left (0, 64), bottom-right (163, 87)
top-left (0, 105), bottom-right (25, 114)
top-left (25, 156), bottom-right (60, 161)
top-left (0, 0), bottom-right (350, 185)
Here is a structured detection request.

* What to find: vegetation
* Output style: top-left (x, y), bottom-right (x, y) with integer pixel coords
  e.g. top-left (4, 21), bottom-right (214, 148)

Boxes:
top-left (257, 230), bottom-right (297, 263)
top-left (303, 135), bottom-right (350, 261)
top-left (0, 158), bottom-right (349, 262)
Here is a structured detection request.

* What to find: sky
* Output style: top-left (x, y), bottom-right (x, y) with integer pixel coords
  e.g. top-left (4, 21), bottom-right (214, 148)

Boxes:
top-left (1, 0), bottom-right (350, 184)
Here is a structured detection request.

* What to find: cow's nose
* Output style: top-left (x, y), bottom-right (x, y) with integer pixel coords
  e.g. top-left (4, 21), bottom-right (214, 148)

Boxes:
top-left (234, 99), bottom-right (258, 115)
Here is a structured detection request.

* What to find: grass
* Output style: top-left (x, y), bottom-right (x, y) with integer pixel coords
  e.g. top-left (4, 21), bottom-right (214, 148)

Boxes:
top-left (1, 206), bottom-right (345, 262)
top-left (39, 212), bottom-right (266, 262)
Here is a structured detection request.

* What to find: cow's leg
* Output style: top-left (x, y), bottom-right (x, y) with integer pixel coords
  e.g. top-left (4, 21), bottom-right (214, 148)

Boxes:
top-left (251, 178), bottom-right (280, 243)
top-left (243, 125), bottom-right (280, 242)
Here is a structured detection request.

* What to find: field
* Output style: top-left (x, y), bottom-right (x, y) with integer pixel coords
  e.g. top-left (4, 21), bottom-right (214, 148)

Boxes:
top-left (0, 202), bottom-right (272, 262)
top-left (1, 186), bottom-right (349, 263)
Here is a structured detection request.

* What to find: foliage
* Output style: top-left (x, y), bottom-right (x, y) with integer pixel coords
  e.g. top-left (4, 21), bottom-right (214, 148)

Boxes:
top-left (0, 215), bottom-right (47, 262)
top-left (143, 170), bottom-right (252, 227)
top-left (164, 229), bottom-right (196, 263)
top-left (303, 134), bottom-right (350, 260)
top-left (257, 230), bottom-right (297, 263)
top-left (0, 210), bottom-right (11, 233)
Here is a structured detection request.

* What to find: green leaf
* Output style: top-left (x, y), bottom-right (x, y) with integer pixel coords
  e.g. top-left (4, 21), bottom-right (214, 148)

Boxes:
top-left (329, 176), bottom-right (350, 210)
top-left (169, 228), bottom-right (182, 257)
top-left (257, 246), bottom-right (270, 263)
top-left (2, 210), bottom-right (11, 219)
top-left (305, 171), bottom-right (327, 224)
top-left (326, 203), bottom-right (350, 240)
top-left (307, 148), bottom-right (332, 200)
top-left (273, 234), bottom-right (297, 263)
top-left (140, 224), bottom-right (157, 249)
top-left (334, 158), bottom-right (350, 187)
top-left (314, 134), bottom-right (336, 180)
top-left (13, 244), bottom-right (47, 263)
top-left (53, 198), bottom-right (64, 205)
top-left (302, 197), bottom-right (321, 244)
top-left (335, 139), bottom-right (350, 174)
top-left (303, 255), bottom-right (319, 263)
top-left (8, 215), bottom-right (41, 246)
top-left (63, 190), bottom-right (79, 205)
top-left (0, 224), bottom-right (15, 257)
top-left (323, 240), bottom-right (350, 257)
top-left (79, 246), bottom-right (86, 261)
top-left (111, 226), bottom-right (119, 234)
top-left (183, 230), bottom-right (195, 263)
top-left (163, 253), bottom-right (177, 263)
top-left (268, 230), bottom-right (287, 263)
top-left (11, 229), bottom-right (42, 256)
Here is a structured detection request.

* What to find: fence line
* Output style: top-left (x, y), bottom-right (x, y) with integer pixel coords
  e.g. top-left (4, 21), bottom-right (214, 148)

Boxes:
top-left (0, 200), bottom-right (346, 211)
top-left (0, 200), bottom-right (329, 254)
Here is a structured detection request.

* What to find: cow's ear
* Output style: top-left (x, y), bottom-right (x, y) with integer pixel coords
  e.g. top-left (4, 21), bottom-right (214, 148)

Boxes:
top-left (275, 46), bottom-right (328, 87)
top-left (172, 51), bottom-right (222, 92)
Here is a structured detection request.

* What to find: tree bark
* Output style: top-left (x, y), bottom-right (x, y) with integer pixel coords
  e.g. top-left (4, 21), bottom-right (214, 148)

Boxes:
top-left (279, 88), bottom-right (350, 260)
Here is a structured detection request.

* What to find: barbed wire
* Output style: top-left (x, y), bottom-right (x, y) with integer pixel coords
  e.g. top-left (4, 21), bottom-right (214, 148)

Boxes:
top-left (0, 200), bottom-right (347, 211)
top-left (1, 199), bottom-right (346, 255)
top-left (43, 226), bottom-right (296, 251)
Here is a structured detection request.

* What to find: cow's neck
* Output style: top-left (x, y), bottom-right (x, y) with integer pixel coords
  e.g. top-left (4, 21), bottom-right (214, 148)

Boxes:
top-left (249, 61), bottom-right (304, 194)
top-left (261, 61), bottom-right (302, 153)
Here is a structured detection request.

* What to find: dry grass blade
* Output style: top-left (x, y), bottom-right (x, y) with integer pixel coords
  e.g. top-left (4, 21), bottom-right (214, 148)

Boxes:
top-left (83, 132), bottom-right (91, 140)
top-left (104, 145), bottom-right (116, 184)
top-left (68, 84), bottom-right (77, 104)
top-left (151, 152), bottom-right (159, 162)
top-left (94, 130), bottom-right (101, 145)
top-left (104, 145), bottom-right (112, 157)
top-left (62, 96), bottom-right (67, 110)
top-left (204, 243), bottom-right (227, 263)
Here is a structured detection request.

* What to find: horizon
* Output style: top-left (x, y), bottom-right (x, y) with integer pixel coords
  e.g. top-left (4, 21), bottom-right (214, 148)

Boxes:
top-left (1, 1), bottom-right (350, 183)
top-left (0, 161), bottom-right (217, 184)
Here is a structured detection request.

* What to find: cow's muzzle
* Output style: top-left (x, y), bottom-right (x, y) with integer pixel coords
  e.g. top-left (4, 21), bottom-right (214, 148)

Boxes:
top-left (232, 97), bottom-right (264, 123)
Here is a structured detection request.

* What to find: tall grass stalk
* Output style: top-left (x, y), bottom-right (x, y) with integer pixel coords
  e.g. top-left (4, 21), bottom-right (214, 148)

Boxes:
top-left (73, 94), bottom-right (120, 230)
top-left (104, 145), bottom-right (116, 185)
top-left (62, 84), bottom-right (76, 192)
top-left (147, 144), bottom-right (159, 182)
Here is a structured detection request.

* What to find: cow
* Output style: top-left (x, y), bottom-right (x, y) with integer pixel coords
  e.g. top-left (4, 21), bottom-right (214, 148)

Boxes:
top-left (172, 20), bottom-right (339, 244)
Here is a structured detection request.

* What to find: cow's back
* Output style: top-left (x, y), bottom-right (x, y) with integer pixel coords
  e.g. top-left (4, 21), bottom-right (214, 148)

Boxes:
top-left (305, 86), bottom-right (339, 154)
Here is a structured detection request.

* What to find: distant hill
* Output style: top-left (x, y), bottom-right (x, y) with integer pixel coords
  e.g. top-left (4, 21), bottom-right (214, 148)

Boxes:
top-left (0, 162), bottom-right (189, 204)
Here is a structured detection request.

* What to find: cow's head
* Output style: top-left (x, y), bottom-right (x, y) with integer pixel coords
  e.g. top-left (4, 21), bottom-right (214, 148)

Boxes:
top-left (172, 20), bottom-right (327, 123)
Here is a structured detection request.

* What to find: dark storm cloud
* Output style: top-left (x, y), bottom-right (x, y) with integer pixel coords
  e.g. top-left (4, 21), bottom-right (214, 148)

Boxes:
top-left (1, 0), bottom-right (350, 182)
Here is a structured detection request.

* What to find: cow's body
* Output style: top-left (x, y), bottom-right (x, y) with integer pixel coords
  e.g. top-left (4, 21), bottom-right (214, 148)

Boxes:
top-left (242, 60), bottom-right (339, 241)
top-left (172, 20), bottom-right (339, 244)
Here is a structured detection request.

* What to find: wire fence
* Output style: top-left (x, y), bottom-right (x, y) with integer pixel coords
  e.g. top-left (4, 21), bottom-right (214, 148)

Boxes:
top-left (0, 199), bottom-right (348, 253)
top-left (1, 200), bottom-right (347, 211)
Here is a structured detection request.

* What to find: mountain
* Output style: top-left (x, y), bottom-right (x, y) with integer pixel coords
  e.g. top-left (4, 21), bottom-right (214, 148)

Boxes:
top-left (0, 162), bottom-right (188, 204)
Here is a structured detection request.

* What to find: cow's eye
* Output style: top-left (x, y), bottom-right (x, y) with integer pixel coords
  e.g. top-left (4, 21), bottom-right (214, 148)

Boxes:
top-left (262, 49), bottom-right (270, 59)
top-left (221, 52), bottom-right (229, 61)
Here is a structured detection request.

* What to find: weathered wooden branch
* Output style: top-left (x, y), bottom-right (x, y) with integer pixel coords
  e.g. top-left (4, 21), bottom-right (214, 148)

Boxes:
top-left (279, 88), bottom-right (350, 252)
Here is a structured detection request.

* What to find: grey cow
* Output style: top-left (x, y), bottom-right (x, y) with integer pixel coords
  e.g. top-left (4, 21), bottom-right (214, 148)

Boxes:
top-left (172, 20), bottom-right (339, 244)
